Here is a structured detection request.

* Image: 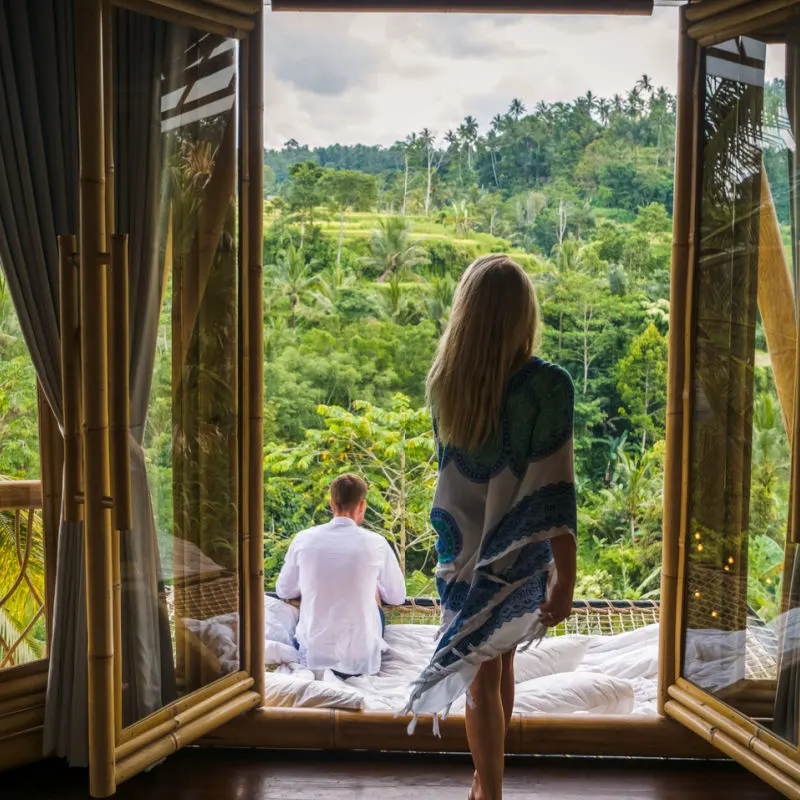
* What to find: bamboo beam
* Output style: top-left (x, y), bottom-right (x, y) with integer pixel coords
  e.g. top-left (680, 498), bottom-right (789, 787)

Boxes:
top-left (114, 691), bottom-right (260, 786)
top-left (660, 7), bottom-right (698, 715)
top-left (0, 670), bottom-right (48, 703)
top-left (0, 691), bottom-right (46, 718)
top-left (675, 677), bottom-right (800, 760)
top-left (0, 727), bottom-right (44, 772)
top-left (201, 707), bottom-right (719, 758)
top-left (76, 0), bottom-right (114, 794)
top-left (111, 0), bottom-right (254, 36)
top-left (117, 669), bottom-right (248, 745)
top-left (58, 236), bottom-right (82, 526)
top-left (212, 0), bottom-right (261, 12)
top-left (247, 2), bottom-right (265, 701)
top-left (271, 0), bottom-right (654, 12)
top-left (685, 0), bottom-right (758, 22)
top-left (0, 707), bottom-right (45, 739)
top-left (689, 0), bottom-right (800, 46)
top-left (665, 699), bottom-right (800, 798)
top-left (0, 481), bottom-right (43, 511)
top-left (669, 684), bottom-right (800, 782)
top-left (115, 676), bottom-right (254, 761)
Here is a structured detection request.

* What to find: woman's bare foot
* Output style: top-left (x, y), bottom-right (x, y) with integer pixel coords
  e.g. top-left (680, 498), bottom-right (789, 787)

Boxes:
top-left (469, 770), bottom-right (483, 800)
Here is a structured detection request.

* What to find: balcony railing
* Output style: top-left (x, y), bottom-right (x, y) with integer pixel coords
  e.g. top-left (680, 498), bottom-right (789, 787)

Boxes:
top-left (0, 481), bottom-right (44, 668)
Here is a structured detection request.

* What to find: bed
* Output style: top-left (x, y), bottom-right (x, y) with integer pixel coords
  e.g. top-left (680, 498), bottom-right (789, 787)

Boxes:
top-left (179, 595), bottom-right (779, 718)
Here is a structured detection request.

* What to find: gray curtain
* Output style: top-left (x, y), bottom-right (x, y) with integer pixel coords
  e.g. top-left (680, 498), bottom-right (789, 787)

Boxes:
top-left (0, 0), bottom-right (88, 766)
top-left (114, 8), bottom-right (177, 727)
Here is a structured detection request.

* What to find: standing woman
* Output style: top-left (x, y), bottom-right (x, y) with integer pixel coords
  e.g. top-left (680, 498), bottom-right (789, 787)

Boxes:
top-left (405, 255), bottom-right (577, 800)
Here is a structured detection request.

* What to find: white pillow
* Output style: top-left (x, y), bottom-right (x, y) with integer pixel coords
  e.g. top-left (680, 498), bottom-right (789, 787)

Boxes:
top-left (183, 613), bottom-right (238, 670)
top-left (513, 671), bottom-right (634, 715)
top-left (266, 640), bottom-right (300, 666)
top-left (265, 595), bottom-right (300, 647)
top-left (264, 672), bottom-right (366, 711)
top-left (513, 635), bottom-right (589, 683)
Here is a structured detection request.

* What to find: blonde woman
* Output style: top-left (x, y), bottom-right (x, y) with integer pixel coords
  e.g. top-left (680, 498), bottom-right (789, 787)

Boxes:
top-left (405, 255), bottom-right (577, 800)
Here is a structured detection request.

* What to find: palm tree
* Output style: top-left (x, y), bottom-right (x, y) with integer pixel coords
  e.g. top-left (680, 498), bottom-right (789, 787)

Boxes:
top-left (395, 134), bottom-right (417, 216)
top-left (363, 216), bottom-right (428, 283)
top-left (485, 130), bottom-right (500, 187)
top-left (509, 97), bottom-right (526, 120)
top-left (313, 262), bottom-right (356, 315)
top-left (458, 116), bottom-right (479, 170)
top-left (266, 244), bottom-right (319, 329)
top-left (444, 129), bottom-right (462, 184)
top-left (418, 128), bottom-right (436, 216)
top-left (636, 73), bottom-right (654, 96)
top-left (597, 98), bottom-right (611, 125)
top-left (427, 275), bottom-right (455, 334)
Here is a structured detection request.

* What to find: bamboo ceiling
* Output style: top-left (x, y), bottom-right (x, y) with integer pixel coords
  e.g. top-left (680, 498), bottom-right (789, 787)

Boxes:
top-left (269, 0), bottom-right (654, 12)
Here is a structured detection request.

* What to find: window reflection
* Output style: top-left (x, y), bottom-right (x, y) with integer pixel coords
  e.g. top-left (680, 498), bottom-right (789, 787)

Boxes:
top-left (682, 34), bottom-right (800, 743)
top-left (116, 8), bottom-right (240, 727)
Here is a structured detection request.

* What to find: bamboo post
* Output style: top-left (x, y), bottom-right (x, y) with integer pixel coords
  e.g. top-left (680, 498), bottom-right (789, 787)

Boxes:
top-left (109, 236), bottom-right (132, 534)
top-left (239, 35), bottom-right (251, 682)
top-left (659, 7), bottom-right (698, 715)
top-left (248, 5), bottom-right (265, 699)
top-left (59, 236), bottom-right (82, 527)
top-left (109, 234), bottom-right (131, 743)
top-left (76, 0), bottom-right (115, 794)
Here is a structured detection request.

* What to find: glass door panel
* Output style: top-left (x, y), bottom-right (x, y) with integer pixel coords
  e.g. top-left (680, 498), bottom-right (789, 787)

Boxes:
top-left (113, 6), bottom-right (241, 728)
top-left (681, 32), bottom-right (800, 744)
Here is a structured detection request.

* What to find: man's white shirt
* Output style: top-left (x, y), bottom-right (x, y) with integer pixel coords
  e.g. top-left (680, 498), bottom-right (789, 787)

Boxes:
top-left (275, 516), bottom-right (406, 675)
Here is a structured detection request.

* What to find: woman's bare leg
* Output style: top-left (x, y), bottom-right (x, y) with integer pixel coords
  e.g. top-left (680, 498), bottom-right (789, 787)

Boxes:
top-left (466, 656), bottom-right (505, 800)
top-left (472, 650), bottom-right (515, 799)
top-left (500, 649), bottom-right (515, 730)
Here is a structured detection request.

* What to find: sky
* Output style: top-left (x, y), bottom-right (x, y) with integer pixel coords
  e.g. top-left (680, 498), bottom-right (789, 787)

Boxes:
top-left (262, 7), bottom-right (681, 150)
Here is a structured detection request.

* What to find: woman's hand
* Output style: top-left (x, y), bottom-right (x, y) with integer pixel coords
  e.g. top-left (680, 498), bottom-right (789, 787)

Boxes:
top-left (540, 533), bottom-right (576, 627)
top-left (539, 580), bottom-right (574, 627)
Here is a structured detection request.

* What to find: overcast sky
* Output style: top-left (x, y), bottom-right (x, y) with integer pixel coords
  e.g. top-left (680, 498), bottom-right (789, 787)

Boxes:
top-left (262, 8), bottom-right (682, 149)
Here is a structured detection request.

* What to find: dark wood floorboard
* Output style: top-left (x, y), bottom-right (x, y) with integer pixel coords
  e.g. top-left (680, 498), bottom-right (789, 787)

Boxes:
top-left (2, 750), bottom-right (784, 799)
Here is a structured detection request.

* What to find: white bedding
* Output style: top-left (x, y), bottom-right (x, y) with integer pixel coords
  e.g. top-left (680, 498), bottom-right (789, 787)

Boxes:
top-left (182, 597), bottom-right (778, 716)
top-left (265, 616), bottom-right (661, 716)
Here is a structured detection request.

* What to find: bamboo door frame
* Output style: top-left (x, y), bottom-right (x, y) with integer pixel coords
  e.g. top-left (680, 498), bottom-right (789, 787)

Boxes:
top-left (662, 3), bottom-right (800, 798)
top-left (72, 1), bottom-right (264, 795)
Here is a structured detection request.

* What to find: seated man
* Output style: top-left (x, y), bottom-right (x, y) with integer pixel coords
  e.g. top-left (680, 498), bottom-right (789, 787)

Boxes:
top-left (276, 473), bottom-right (406, 677)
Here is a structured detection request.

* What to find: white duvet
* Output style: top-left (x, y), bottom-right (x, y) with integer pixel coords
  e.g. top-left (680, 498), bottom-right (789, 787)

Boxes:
top-left (184, 598), bottom-right (775, 716)
top-left (266, 620), bottom-right (659, 716)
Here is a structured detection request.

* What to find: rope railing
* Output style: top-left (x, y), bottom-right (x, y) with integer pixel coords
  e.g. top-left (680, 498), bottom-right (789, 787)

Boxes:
top-left (0, 480), bottom-right (45, 668)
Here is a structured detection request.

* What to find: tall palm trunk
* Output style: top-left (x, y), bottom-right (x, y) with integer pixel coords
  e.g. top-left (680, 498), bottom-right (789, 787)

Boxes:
top-left (402, 152), bottom-right (409, 216)
top-left (425, 150), bottom-right (432, 216)
top-left (337, 209), bottom-right (345, 266)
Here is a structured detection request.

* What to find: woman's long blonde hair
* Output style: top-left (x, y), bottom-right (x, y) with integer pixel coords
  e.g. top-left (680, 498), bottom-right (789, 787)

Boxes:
top-left (427, 254), bottom-right (540, 451)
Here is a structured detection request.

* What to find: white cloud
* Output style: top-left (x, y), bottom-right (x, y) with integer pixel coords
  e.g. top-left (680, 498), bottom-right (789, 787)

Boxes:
top-left (262, 7), bottom-right (680, 149)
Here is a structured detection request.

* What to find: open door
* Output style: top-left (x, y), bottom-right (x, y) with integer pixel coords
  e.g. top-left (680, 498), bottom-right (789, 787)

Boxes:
top-left (69, 1), bottom-right (264, 795)
top-left (662, 3), bottom-right (800, 797)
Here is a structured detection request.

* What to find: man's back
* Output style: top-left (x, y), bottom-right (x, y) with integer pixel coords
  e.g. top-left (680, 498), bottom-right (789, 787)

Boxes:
top-left (276, 516), bottom-right (405, 676)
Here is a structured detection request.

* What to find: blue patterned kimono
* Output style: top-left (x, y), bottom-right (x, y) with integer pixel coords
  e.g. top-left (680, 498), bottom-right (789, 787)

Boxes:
top-left (404, 357), bottom-right (577, 729)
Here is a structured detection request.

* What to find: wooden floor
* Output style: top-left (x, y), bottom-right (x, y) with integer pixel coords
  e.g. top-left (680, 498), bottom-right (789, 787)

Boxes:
top-left (3, 749), bottom-right (784, 799)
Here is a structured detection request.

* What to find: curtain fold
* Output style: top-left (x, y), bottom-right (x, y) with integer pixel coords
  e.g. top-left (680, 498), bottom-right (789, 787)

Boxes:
top-left (0, 0), bottom-right (88, 765)
top-left (113, 8), bottom-right (176, 726)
